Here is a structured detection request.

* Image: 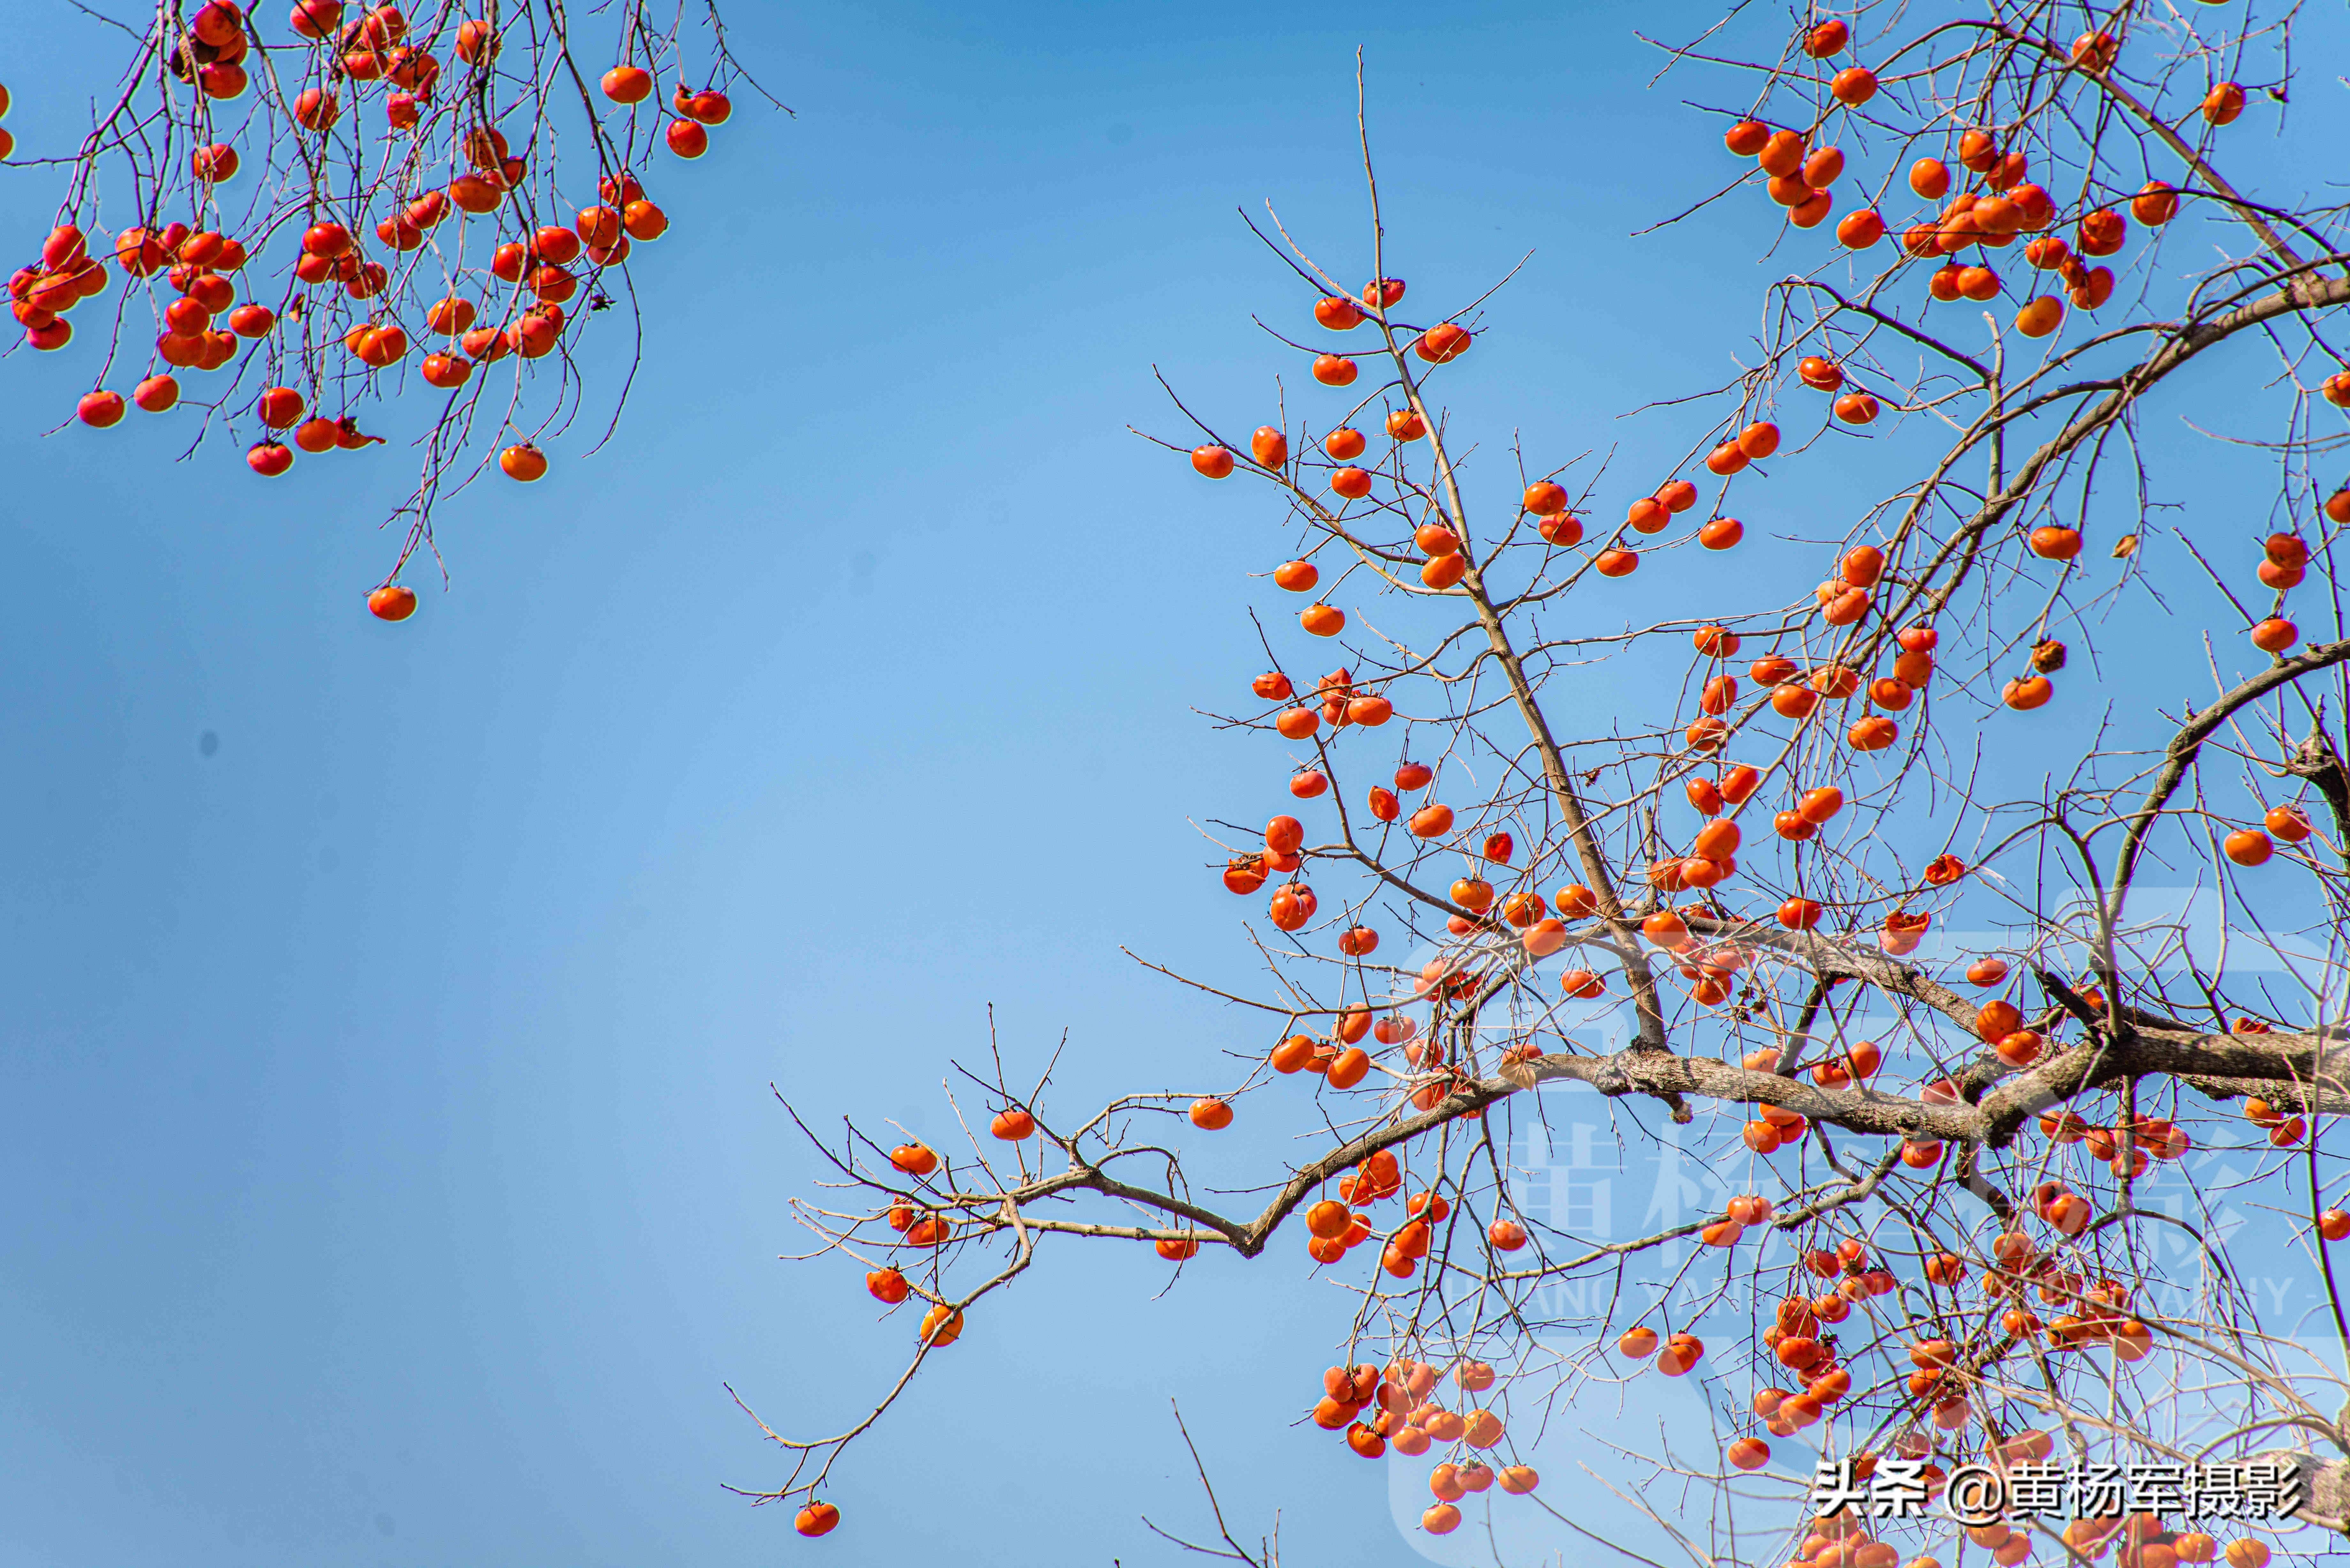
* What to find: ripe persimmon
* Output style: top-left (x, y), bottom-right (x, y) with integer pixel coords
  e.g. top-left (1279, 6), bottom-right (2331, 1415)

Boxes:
top-left (1524, 480), bottom-right (1569, 516)
top-left (500, 443), bottom-right (548, 481)
top-left (1666, 514), bottom-right (1727, 554)
top-left (1995, 1030), bottom-right (2043, 1067)
top-left (1778, 897), bottom-right (1823, 929)
top-left (1546, 968), bottom-right (1601, 1005)
top-left (602, 64), bottom-right (652, 102)
top-left (2072, 29), bottom-right (2118, 71)
top-left (677, 83), bottom-right (733, 124)
top-left (1313, 295), bottom-right (1363, 329)
top-left (349, 323), bottom-right (409, 366)
top-left (1757, 129), bottom-right (1805, 177)
top-left (2224, 829), bottom-right (2272, 866)
top-left (255, 385), bottom-right (306, 427)
top-left (2078, 208), bottom-right (2127, 257)
top-left (2263, 803), bottom-right (2312, 842)
top-left (1837, 209), bottom-right (1884, 248)
top-left (2071, 265), bottom-right (2116, 310)
top-left (293, 87), bottom-right (339, 130)
top-left (416, 352), bottom-right (468, 390)
top-left (1404, 524), bottom-right (1459, 564)
top-left (2003, 675), bottom-right (2053, 710)
top-left (1848, 716), bottom-right (1897, 750)
top-left (2025, 238), bottom-right (2071, 277)
top-left (1264, 818), bottom-right (1313, 864)
top-left (1658, 1332), bottom-right (1703, 1374)
top-left (1269, 1035), bottom-right (1315, 1073)
top-left (2250, 617), bottom-right (2297, 653)
top-left (1312, 353), bottom-right (1358, 386)
top-left (2017, 296), bottom-right (2064, 337)
top-left (1186, 443), bottom-right (1236, 479)
top-left (1416, 323), bottom-right (1471, 363)
top-left (2028, 525), bottom-right (2082, 560)
top-left (1474, 1216), bottom-right (1526, 1254)
top-left (622, 199), bottom-right (669, 240)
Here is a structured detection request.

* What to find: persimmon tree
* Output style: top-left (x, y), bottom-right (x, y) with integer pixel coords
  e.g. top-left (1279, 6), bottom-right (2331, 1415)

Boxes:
top-left (3, 0), bottom-right (776, 620)
top-left (754, 4), bottom-right (2350, 1564)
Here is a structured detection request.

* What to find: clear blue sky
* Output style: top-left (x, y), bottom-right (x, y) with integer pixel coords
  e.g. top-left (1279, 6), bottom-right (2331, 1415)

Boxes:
top-left (3, 1), bottom-right (2344, 1563)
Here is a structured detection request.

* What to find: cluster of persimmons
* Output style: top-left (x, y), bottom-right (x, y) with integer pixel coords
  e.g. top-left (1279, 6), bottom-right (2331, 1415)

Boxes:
top-left (10, 0), bottom-right (748, 620)
top-left (762, 7), bottom-right (2349, 1561)
top-left (807, 253), bottom-right (2327, 1552)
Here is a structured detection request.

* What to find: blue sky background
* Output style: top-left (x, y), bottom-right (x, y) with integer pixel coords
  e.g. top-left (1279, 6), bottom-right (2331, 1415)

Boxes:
top-left (3, 1), bottom-right (2346, 1564)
